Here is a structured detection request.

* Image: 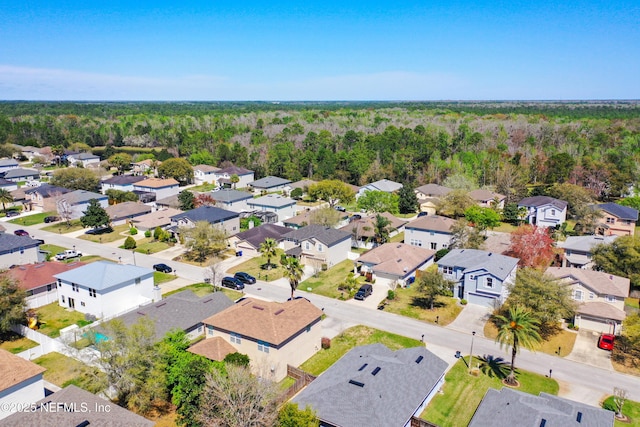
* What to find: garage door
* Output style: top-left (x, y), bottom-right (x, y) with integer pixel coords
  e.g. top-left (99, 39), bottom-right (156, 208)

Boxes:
top-left (466, 292), bottom-right (498, 309)
top-left (578, 315), bottom-right (616, 334)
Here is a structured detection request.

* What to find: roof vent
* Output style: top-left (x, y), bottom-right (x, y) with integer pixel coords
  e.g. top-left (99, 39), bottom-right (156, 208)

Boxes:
top-left (252, 305), bottom-right (264, 310)
top-left (241, 300), bottom-right (252, 306)
top-left (77, 421), bottom-right (91, 427)
top-left (577, 412), bottom-right (582, 423)
top-left (275, 309), bottom-right (284, 315)
top-left (397, 259), bottom-right (402, 263)
top-left (137, 311), bottom-right (146, 316)
top-left (488, 253), bottom-right (493, 256)
top-left (349, 379), bottom-right (365, 387)
top-left (371, 367), bottom-right (381, 376)
top-left (358, 363), bottom-right (368, 371)
top-left (416, 355), bottom-right (424, 364)
top-left (540, 419), bottom-right (546, 427)
top-left (155, 302), bottom-right (167, 308)
top-left (203, 298), bottom-right (213, 303)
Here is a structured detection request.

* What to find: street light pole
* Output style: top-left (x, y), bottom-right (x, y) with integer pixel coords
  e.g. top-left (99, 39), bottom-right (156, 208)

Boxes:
top-left (132, 249), bottom-right (136, 266)
top-left (468, 331), bottom-right (476, 374)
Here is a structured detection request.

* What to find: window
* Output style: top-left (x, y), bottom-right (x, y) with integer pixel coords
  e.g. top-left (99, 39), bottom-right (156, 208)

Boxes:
top-left (469, 275), bottom-right (475, 280)
top-left (486, 278), bottom-right (494, 288)
top-left (89, 288), bottom-right (96, 298)
top-left (306, 242), bottom-right (310, 250)
top-left (430, 242), bottom-right (437, 250)
top-left (606, 295), bottom-right (616, 303)
top-left (258, 341), bottom-right (270, 353)
top-left (198, 326), bottom-right (202, 333)
top-left (47, 284), bottom-right (52, 292)
top-left (230, 333), bottom-right (242, 344)
top-left (606, 217), bottom-right (615, 224)
top-left (207, 325), bottom-right (214, 335)
top-left (430, 231), bottom-right (435, 236)
top-left (80, 301), bottom-right (85, 307)
top-left (589, 292), bottom-right (595, 299)
top-left (135, 278), bottom-right (141, 285)
top-left (410, 239), bottom-right (422, 247)
top-left (551, 209), bottom-right (556, 215)
top-left (72, 283), bottom-right (79, 292)
top-left (61, 296), bottom-right (65, 303)
top-left (443, 266), bottom-right (453, 275)
top-left (573, 289), bottom-right (583, 301)
top-left (318, 244), bottom-right (323, 252)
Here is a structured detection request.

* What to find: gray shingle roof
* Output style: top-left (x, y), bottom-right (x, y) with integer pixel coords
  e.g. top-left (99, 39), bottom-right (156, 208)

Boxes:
top-left (102, 175), bottom-right (147, 185)
top-left (3, 168), bottom-right (39, 179)
top-left (0, 233), bottom-right (41, 255)
top-left (62, 189), bottom-right (108, 204)
top-left (362, 179), bottom-right (403, 193)
top-left (518, 196), bottom-right (568, 210)
top-left (0, 158), bottom-right (19, 167)
top-left (415, 183), bottom-right (452, 197)
top-left (211, 188), bottom-right (253, 203)
top-left (292, 344), bottom-right (447, 427)
top-left (24, 183), bottom-right (71, 197)
top-left (217, 165), bottom-right (253, 175)
top-left (171, 205), bottom-right (239, 224)
top-left (558, 235), bottom-right (617, 252)
top-left (249, 175), bottom-right (292, 189)
top-left (233, 223), bottom-right (291, 248)
top-left (469, 388), bottom-right (614, 427)
top-left (438, 249), bottom-right (519, 281)
top-left (54, 261), bottom-right (153, 291)
top-left (282, 224), bottom-right (351, 247)
top-left (592, 203), bottom-right (639, 221)
top-left (247, 194), bottom-right (296, 208)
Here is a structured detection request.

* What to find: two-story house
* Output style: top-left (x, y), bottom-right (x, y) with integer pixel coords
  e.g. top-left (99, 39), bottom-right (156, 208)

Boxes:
top-left (170, 205), bottom-right (240, 236)
top-left (248, 176), bottom-right (292, 195)
top-left (404, 215), bottom-right (456, 250)
top-left (591, 203), bottom-right (639, 237)
top-left (100, 175), bottom-right (146, 194)
top-left (228, 223), bottom-right (291, 257)
top-left (193, 164), bottom-right (221, 185)
top-left (546, 267), bottom-right (629, 334)
top-left (281, 224), bottom-right (351, 268)
top-left (247, 194), bottom-right (297, 222)
top-left (0, 232), bottom-right (45, 269)
top-left (54, 261), bottom-right (157, 319)
top-left (24, 184), bottom-right (71, 211)
top-left (201, 297), bottom-right (323, 381)
top-left (2, 168), bottom-right (40, 183)
top-left (55, 190), bottom-right (109, 220)
top-left (558, 235), bottom-right (617, 269)
top-left (518, 196), bottom-right (568, 228)
top-left (133, 177), bottom-right (180, 201)
top-left (438, 249), bottom-right (519, 308)
top-left (210, 189), bottom-right (253, 212)
top-left (214, 165), bottom-right (255, 189)
top-left (67, 152), bottom-right (101, 168)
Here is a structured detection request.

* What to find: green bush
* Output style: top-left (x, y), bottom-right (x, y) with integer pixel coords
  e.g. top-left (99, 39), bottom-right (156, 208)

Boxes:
top-left (123, 236), bottom-right (137, 249)
top-left (460, 299), bottom-right (468, 305)
top-left (387, 290), bottom-right (396, 300)
top-left (144, 229), bottom-right (151, 238)
top-left (129, 227), bottom-right (138, 235)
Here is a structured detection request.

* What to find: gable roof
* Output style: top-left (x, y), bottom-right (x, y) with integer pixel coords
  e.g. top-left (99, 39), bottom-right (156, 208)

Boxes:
top-left (102, 290), bottom-right (234, 342)
top-left (171, 205), bottom-right (239, 224)
top-left (102, 175), bottom-right (147, 185)
top-left (134, 177), bottom-right (179, 188)
top-left (415, 183), bottom-right (452, 197)
top-left (340, 212), bottom-right (408, 238)
top-left (438, 249), bottom-right (519, 281)
top-left (6, 261), bottom-right (86, 291)
top-left (211, 188), bottom-right (253, 203)
top-left (0, 349), bottom-right (46, 393)
top-left (558, 235), bottom-right (617, 252)
top-left (577, 301), bottom-right (626, 321)
top-left (59, 189), bottom-right (107, 204)
top-left (194, 164), bottom-right (220, 173)
top-left (24, 183), bottom-right (71, 197)
top-left (0, 177), bottom-right (15, 187)
top-left (545, 267), bottom-right (630, 298)
top-left (249, 175), bottom-right (292, 189)
top-left (282, 224), bottom-right (351, 247)
top-left (518, 196), bottom-right (568, 210)
top-left (592, 203), bottom-right (639, 221)
top-left (105, 201), bottom-right (153, 221)
top-left (283, 210), bottom-right (315, 227)
top-left (289, 179), bottom-right (317, 190)
top-left (131, 208), bottom-right (183, 229)
top-left (203, 297), bottom-right (323, 346)
top-left (54, 261), bottom-right (153, 291)
top-left (0, 233), bottom-right (41, 255)
top-left (469, 387), bottom-right (613, 427)
top-left (217, 165), bottom-right (253, 176)
top-left (69, 152), bottom-right (99, 160)
top-left (292, 343), bottom-right (447, 427)
top-left (406, 215), bottom-right (456, 233)
top-left (2, 384), bottom-right (155, 426)
top-left (188, 336), bottom-right (237, 361)
top-left (0, 158), bottom-right (19, 167)
top-left (362, 179), bottom-right (403, 193)
top-left (247, 194), bottom-right (296, 208)
top-left (233, 223), bottom-right (291, 249)
top-left (3, 168), bottom-right (40, 179)
top-left (469, 189), bottom-right (505, 202)
top-left (357, 243), bottom-right (435, 277)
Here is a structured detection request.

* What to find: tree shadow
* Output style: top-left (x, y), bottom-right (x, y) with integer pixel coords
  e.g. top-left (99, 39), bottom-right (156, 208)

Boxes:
top-left (410, 297), bottom-right (445, 309)
top-left (477, 354), bottom-right (511, 379)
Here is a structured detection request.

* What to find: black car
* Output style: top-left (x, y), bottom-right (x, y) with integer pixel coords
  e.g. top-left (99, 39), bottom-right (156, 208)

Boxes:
top-left (221, 277), bottom-right (245, 290)
top-left (153, 263), bottom-right (173, 273)
top-left (5, 211), bottom-right (20, 218)
top-left (44, 215), bottom-right (60, 223)
top-left (14, 229), bottom-right (29, 237)
top-left (234, 272), bottom-right (256, 284)
top-left (354, 284), bottom-right (373, 300)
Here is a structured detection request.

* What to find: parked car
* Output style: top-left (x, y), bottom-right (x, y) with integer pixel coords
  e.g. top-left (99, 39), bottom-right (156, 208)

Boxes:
top-left (44, 215), bottom-right (60, 223)
top-left (5, 211), bottom-right (20, 218)
top-left (234, 272), bottom-right (256, 284)
top-left (335, 206), bottom-right (347, 212)
top-left (222, 276), bottom-right (245, 290)
top-left (153, 263), bottom-right (173, 273)
top-left (598, 333), bottom-right (615, 351)
top-left (354, 284), bottom-right (373, 300)
top-left (55, 250), bottom-right (82, 261)
top-left (14, 229), bottom-right (29, 237)
top-left (417, 211), bottom-right (429, 218)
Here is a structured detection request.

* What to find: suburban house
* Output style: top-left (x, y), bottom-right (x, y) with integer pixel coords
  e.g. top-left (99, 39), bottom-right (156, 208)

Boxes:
top-left (105, 201), bottom-right (153, 226)
top-left (0, 232), bottom-right (45, 269)
top-left (0, 158), bottom-right (19, 174)
top-left (281, 224), bottom-right (351, 268)
top-left (292, 344), bottom-right (448, 427)
top-left (546, 267), bottom-right (629, 334)
top-left (170, 205), bottom-right (240, 236)
top-left (282, 210), bottom-right (315, 229)
top-left (54, 261), bottom-right (157, 319)
top-left (0, 349), bottom-right (46, 421)
top-left (5, 261), bottom-right (85, 308)
top-left (132, 158), bottom-right (159, 175)
top-left (133, 177), bottom-right (180, 201)
top-left (100, 174), bottom-right (146, 193)
top-left (357, 243), bottom-right (435, 287)
top-left (229, 223), bottom-right (291, 257)
top-left (55, 189), bottom-right (109, 220)
top-left (193, 164), bottom-right (220, 185)
top-left (0, 177), bottom-right (18, 192)
top-left (289, 179), bottom-right (317, 196)
top-left (202, 297), bottom-right (323, 381)
top-left (100, 290), bottom-right (234, 342)
top-left (2, 385), bottom-right (155, 426)
top-left (405, 215), bottom-right (456, 250)
top-left (591, 203), bottom-right (639, 237)
top-left (240, 210), bottom-right (279, 224)
top-left (469, 387), bottom-right (613, 427)
top-left (24, 184), bottom-right (72, 211)
top-left (357, 178), bottom-right (403, 198)
top-left (518, 196), bottom-right (568, 228)
top-left (415, 183), bottom-right (452, 215)
top-left (558, 235), bottom-right (618, 269)
top-left (210, 188), bottom-right (254, 212)
top-left (131, 207), bottom-right (182, 231)
top-left (340, 212), bottom-right (408, 249)
top-left (438, 249), bottom-right (519, 308)
top-left (67, 152), bottom-right (101, 168)
top-left (247, 194), bottom-right (297, 222)
top-left (3, 168), bottom-right (40, 184)
top-left (247, 175), bottom-right (292, 194)
top-left (469, 189), bottom-right (506, 209)
top-left (17, 146), bottom-right (42, 162)
top-left (154, 193), bottom-right (180, 209)
top-left (214, 165), bottom-right (255, 189)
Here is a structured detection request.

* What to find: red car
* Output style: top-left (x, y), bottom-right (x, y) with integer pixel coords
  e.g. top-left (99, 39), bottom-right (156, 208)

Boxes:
top-left (14, 229), bottom-right (29, 237)
top-left (597, 333), bottom-right (615, 351)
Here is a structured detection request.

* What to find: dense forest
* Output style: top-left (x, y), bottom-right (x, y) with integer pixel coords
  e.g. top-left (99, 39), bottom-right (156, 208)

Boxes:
top-left (1, 101), bottom-right (639, 199)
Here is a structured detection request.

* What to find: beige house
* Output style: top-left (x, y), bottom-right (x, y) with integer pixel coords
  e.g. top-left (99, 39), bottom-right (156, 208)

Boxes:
top-left (592, 203), bottom-right (638, 237)
top-left (130, 207), bottom-right (182, 231)
top-left (132, 158), bottom-right (160, 175)
top-left (415, 184), bottom-right (452, 214)
top-left (340, 212), bottom-right (408, 249)
top-left (281, 224), bottom-right (351, 268)
top-left (202, 297), bottom-right (323, 381)
top-left (468, 189), bottom-right (506, 209)
top-left (546, 267), bottom-right (630, 334)
top-left (193, 164), bottom-right (220, 185)
top-left (0, 350), bottom-right (45, 421)
top-left (133, 177), bottom-right (180, 201)
top-left (357, 242), bottom-right (435, 288)
top-left (405, 215), bottom-right (457, 251)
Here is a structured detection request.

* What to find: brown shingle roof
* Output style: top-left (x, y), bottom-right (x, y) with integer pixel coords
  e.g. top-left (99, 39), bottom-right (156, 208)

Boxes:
top-left (340, 213), bottom-right (407, 238)
top-left (194, 164), bottom-right (220, 173)
top-left (357, 243), bottom-right (435, 277)
top-left (468, 189), bottom-right (505, 202)
top-left (406, 215), bottom-right (456, 233)
top-left (546, 267), bottom-right (630, 298)
top-left (135, 177), bottom-right (179, 188)
top-left (578, 302), bottom-right (626, 321)
top-left (0, 349), bottom-right (46, 392)
top-left (203, 298), bottom-right (322, 346)
top-left (131, 208), bottom-right (183, 229)
top-left (5, 261), bottom-right (86, 291)
top-left (188, 337), bottom-right (237, 361)
top-left (105, 201), bottom-right (152, 221)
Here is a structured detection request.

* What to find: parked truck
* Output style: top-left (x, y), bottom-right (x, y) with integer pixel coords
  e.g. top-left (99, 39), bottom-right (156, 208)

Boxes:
top-left (54, 250), bottom-right (82, 261)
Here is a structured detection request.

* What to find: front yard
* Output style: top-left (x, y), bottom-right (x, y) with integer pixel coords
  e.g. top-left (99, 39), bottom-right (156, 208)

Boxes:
top-left (227, 250), bottom-right (287, 281)
top-left (154, 271), bottom-right (177, 286)
top-left (603, 395), bottom-right (640, 426)
top-left (382, 285), bottom-right (463, 326)
top-left (134, 238), bottom-right (171, 254)
top-left (41, 219), bottom-right (85, 234)
top-left (300, 259), bottom-right (356, 299)
top-left (163, 282), bottom-right (244, 301)
top-left (78, 224), bottom-right (130, 243)
top-left (33, 352), bottom-right (105, 394)
top-left (9, 211), bottom-right (57, 226)
top-left (483, 321), bottom-right (577, 357)
top-left (422, 357), bottom-right (559, 427)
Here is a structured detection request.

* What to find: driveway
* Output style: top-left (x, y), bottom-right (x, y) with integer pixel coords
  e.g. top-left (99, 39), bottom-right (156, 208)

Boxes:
top-left (566, 330), bottom-right (613, 371)
top-left (343, 281), bottom-right (387, 310)
top-left (446, 303), bottom-right (492, 337)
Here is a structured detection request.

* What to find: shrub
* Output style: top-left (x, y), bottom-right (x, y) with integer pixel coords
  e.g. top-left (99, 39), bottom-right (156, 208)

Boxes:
top-left (387, 290), bottom-right (395, 300)
top-left (129, 227), bottom-right (138, 235)
top-left (154, 226), bottom-right (164, 240)
top-left (321, 337), bottom-right (331, 349)
top-left (123, 236), bottom-right (137, 249)
top-left (144, 230), bottom-right (151, 238)
top-left (460, 299), bottom-right (468, 305)
top-left (224, 352), bottom-right (250, 367)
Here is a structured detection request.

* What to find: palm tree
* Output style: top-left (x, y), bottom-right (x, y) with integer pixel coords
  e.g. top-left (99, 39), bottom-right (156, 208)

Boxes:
top-left (280, 255), bottom-right (304, 298)
top-left (230, 174), bottom-right (240, 189)
top-left (373, 214), bottom-right (393, 247)
top-left (0, 189), bottom-right (13, 213)
top-left (494, 305), bottom-right (542, 385)
top-left (259, 238), bottom-right (278, 270)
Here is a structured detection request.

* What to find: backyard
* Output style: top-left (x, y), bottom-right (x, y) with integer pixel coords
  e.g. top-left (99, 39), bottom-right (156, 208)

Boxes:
top-left (0, 331), bottom-right (39, 354)
top-left (382, 285), bottom-right (463, 326)
top-left (422, 357), bottom-right (559, 427)
top-left (33, 352), bottom-right (105, 393)
top-left (32, 302), bottom-right (92, 338)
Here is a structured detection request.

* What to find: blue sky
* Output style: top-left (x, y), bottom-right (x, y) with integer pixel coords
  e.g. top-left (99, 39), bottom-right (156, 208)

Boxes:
top-left (1, 1), bottom-right (638, 100)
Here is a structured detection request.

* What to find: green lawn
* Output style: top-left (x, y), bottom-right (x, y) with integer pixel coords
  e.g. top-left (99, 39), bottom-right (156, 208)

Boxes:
top-left (299, 325), bottom-right (422, 375)
top-left (33, 303), bottom-right (90, 338)
top-left (134, 238), bottom-right (171, 254)
top-left (39, 244), bottom-right (69, 260)
top-left (77, 255), bottom-right (111, 263)
top-left (41, 220), bottom-right (85, 234)
top-left (603, 396), bottom-right (640, 426)
top-left (9, 211), bottom-right (56, 226)
top-left (78, 224), bottom-right (131, 243)
top-left (383, 286), bottom-right (462, 326)
top-left (301, 259), bottom-right (355, 299)
top-left (227, 250), bottom-right (287, 281)
top-left (626, 297), bottom-right (639, 310)
top-left (33, 352), bottom-right (105, 393)
top-left (163, 282), bottom-right (244, 301)
top-left (484, 321), bottom-right (577, 357)
top-left (0, 332), bottom-right (39, 354)
top-left (492, 222), bottom-right (518, 233)
top-left (154, 271), bottom-right (177, 285)
top-left (422, 357), bottom-right (559, 427)
top-left (389, 231), bottom-right (404, 243)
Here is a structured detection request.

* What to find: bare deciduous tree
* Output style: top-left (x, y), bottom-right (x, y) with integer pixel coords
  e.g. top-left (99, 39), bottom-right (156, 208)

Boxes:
top-left (205, 257), bottom-right (225, 289)
top-left (613, 387), bottom-right (628, 418)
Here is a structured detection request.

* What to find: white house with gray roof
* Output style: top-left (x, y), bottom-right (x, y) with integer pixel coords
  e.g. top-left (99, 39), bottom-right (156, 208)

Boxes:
top-left (518, 196), bottom-right (568, 228)
top-left (558, 235), bottom-right (618, 269)
top-left (100, 174), bottom-right (146, 193)
top-left (211, 188), bottom-right (253, 212)
top-left (357, 178), bottom-right (403, 199)
top-left (67, 152), bottom-right (100, 168)
top-left (438, 249), bottom-right (519, 308)
top-left (193, 164), bottom-right (220, 185)
top-left (247, 194), bottom-right (297, 222)
top-left (0, 158), bottom-right (19, 174)
top-left (2, 167), bottom-right (40, 183)
top-left (292, 343), bottom-right (448, 427)
top-left (281, 224), bottom-right (351, 268)
top-left (0, 232), bottom-right (44, 269)
top-left (248, 175), bottom-right (292, 194)
top-left (54, 261), bottom-right (156, 319)
top-left (171, 205), bottom-right (240, 236)
top-left (405, 215), bottom-right (457, 250)
top-left (55, 189), bottom-right (108, 220)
